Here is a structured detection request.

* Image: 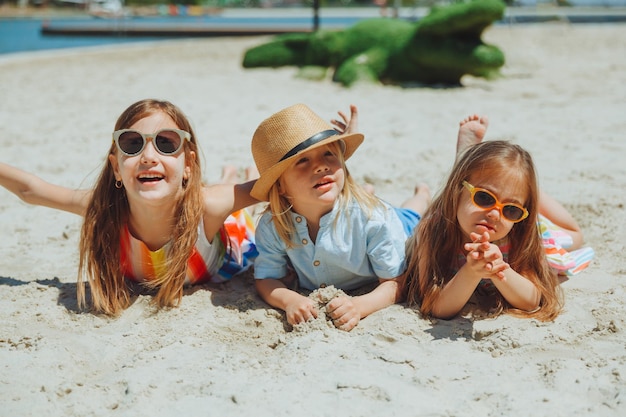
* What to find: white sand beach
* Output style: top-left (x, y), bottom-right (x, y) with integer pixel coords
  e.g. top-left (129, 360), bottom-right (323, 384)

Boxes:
top-left (0, 22), bottom-right (625, 416)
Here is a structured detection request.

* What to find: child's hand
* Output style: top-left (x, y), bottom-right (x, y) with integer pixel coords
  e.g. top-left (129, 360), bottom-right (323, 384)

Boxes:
top-left (464, 232), bottom-right (509, 280)
top-left (285, 296), bottom-right (318, 325)
top-left (330, 104), bottom-right (359, 135)
top-left (326, 296), bottom-right (360, 331)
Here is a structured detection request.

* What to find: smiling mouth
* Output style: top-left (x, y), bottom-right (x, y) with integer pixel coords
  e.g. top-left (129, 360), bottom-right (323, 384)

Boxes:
top-left (138, 173), bottom-right (164, 183)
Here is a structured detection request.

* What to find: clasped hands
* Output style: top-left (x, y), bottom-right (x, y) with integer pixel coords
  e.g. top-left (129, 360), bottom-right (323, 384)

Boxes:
top-left (464, 231), bottom-right (510, 281)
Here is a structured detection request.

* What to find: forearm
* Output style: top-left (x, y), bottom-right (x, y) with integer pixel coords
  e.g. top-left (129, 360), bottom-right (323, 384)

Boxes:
top-left (491, 269), bottom-right (540, 312)
top-left (255, 278), bottom-right (318, 325)
top-left (0, 162), bottom-right (40, 202)
top-left (233, 180), bottom-right (260, 212)
top-left (351, 278), bottom-right (400, 319)
top-left (0, 162), bottom-right (88, 215)
top-left (254, 278), bottom-right (303, 311)
top-left (202, 181), bottom-right (260, 238)
top-left (430, 266), bottom-right (482, 319)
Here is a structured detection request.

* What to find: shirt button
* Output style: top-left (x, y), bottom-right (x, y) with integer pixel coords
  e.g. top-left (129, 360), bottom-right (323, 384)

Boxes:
top-left (295, 216), bottom-right (302, 223)
top-left (302, 239), bottom-right (308, 245)
top-left (313, 260), bottom-right (320, 267)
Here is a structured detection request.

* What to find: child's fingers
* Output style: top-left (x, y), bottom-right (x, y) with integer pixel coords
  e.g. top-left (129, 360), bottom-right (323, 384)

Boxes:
top-left (331, 119), bottom-right (346, 132)
top-left (464, 243), bottom-right (488, 256)
top-left (470, 231), bottom-right (490, 243)
top-left (337, 316), bottom-right (359, 332)
top-left (486, 261), bottom-right (509, 280)
top-left (327, 297), bottom-right (359, 331)
top-left (326, 296), bottom-right (347, 315)
top-left (334, 110), bottom-right (349, 127)
top-left (483, 250), bottom-right (501, 262)
top-left (465, 235), bottom-right (491, 254)
top-left (287, 301), bottom-right (318, 325)
top-left (331, 117), bottom-right (346, 127)
top-left (495, 265), bottom-right (509, 280)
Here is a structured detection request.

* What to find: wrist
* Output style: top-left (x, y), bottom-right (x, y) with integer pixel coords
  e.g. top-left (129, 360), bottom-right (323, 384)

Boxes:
top-left (459, 263), bottom-right (486, 284)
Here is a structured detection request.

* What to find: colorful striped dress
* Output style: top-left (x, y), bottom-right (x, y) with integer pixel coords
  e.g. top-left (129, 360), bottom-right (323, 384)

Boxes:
top-left (538, 215), bottom-right (594, 276)
top-left (120, 209), bottom-right (257, 284)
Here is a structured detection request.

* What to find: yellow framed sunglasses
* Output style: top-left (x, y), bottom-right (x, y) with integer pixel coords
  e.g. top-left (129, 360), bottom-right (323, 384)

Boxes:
top-left (462, 181), bottom-right (529, 223)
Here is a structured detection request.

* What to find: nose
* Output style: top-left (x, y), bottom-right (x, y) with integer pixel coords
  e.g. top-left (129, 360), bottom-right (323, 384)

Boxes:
top-left (486, 207), bottom-right (501, 221)
top-left (140, 139), bottom-right (158, 163)
top-left (313, 156), bottom-right (329, 173)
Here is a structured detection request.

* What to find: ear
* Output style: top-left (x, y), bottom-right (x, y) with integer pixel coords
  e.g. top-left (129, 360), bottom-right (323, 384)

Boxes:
top-left (108, 154), bottom-right (121, 181)
top-left (184, 151), bottom-right (196, 180)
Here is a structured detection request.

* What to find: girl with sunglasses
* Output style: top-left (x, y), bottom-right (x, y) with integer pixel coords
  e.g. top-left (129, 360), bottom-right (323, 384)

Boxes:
top-left (404, 139), bottom-right (594, 322)
top-left (0, 99), bottom-right (258, 316)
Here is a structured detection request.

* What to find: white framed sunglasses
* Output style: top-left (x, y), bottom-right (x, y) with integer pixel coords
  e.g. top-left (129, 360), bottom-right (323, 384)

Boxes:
top-left (112, 128), bottom-right (191, 157)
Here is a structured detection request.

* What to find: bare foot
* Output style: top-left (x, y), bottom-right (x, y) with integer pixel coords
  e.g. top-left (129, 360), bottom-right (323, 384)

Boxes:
top-left (456, 114), bottom-right (489, 158)
top-left (401, 183), bottom-right (431, 216)
top-left (245, 165), bottom-right (260, 181)
top-left (220, 165), bottom-right (239, 184)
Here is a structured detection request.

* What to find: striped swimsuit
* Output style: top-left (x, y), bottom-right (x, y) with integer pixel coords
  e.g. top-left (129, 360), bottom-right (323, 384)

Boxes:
top-left (120, 209), bottom-right (257, 284)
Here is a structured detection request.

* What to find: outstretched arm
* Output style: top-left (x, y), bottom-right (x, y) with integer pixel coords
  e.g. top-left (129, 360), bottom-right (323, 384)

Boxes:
top-left (0, 162), bottom-right (90, 216)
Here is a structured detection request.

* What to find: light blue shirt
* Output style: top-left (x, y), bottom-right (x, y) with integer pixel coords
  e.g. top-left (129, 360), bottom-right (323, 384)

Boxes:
top-left (254, 200), bottom-right (411, 291)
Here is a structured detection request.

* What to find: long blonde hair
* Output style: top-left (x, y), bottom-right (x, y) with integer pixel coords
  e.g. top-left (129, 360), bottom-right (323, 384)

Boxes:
top-left (77, 99), bottom-right (204, 315)
top-left (265, 141), bottom-right (382, 248)
top-left (405, 140), bottom-right (563, 321)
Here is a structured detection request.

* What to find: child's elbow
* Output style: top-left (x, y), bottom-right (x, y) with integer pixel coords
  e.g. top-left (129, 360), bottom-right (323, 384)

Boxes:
top-left (518, 298), bottom-right (541, 314)
top-left (430, 309), bottom-right (458, 321)
top-left (17, 187), bottom-right (38, 205)
top-left (428, 303), bottom-right (460, 320)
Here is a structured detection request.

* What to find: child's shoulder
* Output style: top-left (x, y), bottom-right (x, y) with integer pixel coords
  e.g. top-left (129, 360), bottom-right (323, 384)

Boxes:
top-left (347, 195), bottom-right (392, 213)
top-left (341, 198), bottom-right (396, 226)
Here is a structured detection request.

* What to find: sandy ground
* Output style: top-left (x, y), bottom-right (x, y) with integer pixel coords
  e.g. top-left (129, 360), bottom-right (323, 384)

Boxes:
top-left (0, 22), bottom-right (625, 416)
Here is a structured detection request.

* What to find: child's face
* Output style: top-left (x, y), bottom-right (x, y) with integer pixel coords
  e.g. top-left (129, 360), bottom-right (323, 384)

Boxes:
top-left (456, 173), bottom-right (528, 243)
top-left (109, 111), bottom-right (194, 206)
top-left (279, 144), bottom-right (345, 217)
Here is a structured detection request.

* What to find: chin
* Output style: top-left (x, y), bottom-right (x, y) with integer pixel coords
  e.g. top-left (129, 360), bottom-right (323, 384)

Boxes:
top-left (137, 188), bottom-right (177, 200)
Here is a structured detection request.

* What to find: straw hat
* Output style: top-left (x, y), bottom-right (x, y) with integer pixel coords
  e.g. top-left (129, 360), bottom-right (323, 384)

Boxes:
top-left (250, 104), bottom-right (364, 201)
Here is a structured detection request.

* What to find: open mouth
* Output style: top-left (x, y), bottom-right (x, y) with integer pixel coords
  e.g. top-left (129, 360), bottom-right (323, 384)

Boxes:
top-left (314, 177), bottom-right (333, 189)
top-left (138, 173), bottom-right (164, 183)
top-left (314, 181), bottom-right (332, 189)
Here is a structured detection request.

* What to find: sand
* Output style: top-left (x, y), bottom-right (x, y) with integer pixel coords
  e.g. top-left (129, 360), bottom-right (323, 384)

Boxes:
top-left (0, 22), bottom-right (625, 416)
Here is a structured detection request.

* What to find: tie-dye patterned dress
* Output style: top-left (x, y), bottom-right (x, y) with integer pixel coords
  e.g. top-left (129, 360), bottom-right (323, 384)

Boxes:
top-left (120, 210), bottom-right (257, 284)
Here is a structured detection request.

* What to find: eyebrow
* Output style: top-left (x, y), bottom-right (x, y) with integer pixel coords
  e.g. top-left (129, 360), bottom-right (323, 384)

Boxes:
top-left (478, 184), bottom-right (526, 206)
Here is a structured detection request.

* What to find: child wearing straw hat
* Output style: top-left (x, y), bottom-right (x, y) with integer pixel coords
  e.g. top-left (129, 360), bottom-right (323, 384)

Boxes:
top-left (250, 103), bottom-right (430, 331)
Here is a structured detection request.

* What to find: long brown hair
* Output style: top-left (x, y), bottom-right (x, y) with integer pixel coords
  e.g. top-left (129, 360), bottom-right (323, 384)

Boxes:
top-left (264, 141), bottom-right (382, 248)
top-left (77, 99), bottom-right (204, 315)
top-left (405, 140), bottom-right (562, 321)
